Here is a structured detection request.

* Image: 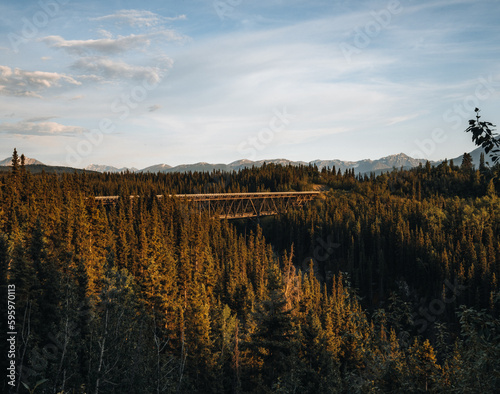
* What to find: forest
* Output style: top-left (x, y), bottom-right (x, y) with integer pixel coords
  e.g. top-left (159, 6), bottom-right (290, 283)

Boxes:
top-left (1, 149), bottom-right (499, 393)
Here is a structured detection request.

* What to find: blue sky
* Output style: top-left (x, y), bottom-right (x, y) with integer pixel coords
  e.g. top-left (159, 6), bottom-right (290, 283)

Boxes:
top-left (1, 0), bottom-right (499, 168)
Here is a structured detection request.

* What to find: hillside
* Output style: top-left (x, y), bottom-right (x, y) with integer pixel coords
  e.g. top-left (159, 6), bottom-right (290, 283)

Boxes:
top-left (0, 164), bottom-right (95, 174)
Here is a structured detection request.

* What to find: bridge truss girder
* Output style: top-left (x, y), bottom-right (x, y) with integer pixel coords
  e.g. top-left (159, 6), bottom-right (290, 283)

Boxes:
top-left (94, 192), bottom-right (320, 219)
top-left (173, 192), bottom-right (319, 219)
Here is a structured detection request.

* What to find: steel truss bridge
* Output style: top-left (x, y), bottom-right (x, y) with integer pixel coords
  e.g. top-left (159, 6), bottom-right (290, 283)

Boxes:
top-left (94, 191), bottom-right (320, 219)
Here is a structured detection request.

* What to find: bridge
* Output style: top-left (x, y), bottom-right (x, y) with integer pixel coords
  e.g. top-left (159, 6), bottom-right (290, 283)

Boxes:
top-left (94, 191), bottom-right (320, 219)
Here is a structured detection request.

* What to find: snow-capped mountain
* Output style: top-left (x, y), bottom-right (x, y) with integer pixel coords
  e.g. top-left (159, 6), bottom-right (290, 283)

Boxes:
top-left (140, 163), bottom-right (173, 173)
top-left (85, 164), bottom-right (138, 173)
top-left (311, 153), bottom-right (433, 174)
top-left (0, 156), bottom-right (44, 166)
top-left (137, 154), bottom-right (431, 175)
top-left (141, 159), bottom-right (310, 174)
top-left (5, 150), bottom-right (495, 175)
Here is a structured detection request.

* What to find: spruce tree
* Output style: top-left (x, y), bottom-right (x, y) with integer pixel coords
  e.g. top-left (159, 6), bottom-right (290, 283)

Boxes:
top-left (248, 263), bottom-right (299, 390)
top-left (11, 148), bottom-right (19, 174)
top-left (461, 152), bottom-right (473, 172)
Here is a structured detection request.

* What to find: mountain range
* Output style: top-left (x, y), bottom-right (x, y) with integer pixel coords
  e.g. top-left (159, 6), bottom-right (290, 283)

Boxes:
top-left (0, 156), bottom-right (44, 166)
top-left (0, 147), bottom-right (493, 175)
top-left (85, 164), bottom-right (139, 173)
top-left (80, 154), bottom-right (427, 175)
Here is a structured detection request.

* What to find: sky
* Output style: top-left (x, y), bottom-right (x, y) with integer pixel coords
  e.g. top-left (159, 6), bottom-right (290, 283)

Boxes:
top-left (0, 0), bottom-right (499, 169)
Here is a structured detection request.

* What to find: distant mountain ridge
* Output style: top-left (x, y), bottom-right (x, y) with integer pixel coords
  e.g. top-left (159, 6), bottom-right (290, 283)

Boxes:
top-left (3, 150), bottom-right (492, 175)
top-left (0, 156), bottom-right (44, 166)
top-left (310, 153), bottom-right (432, 175)
top-left (81, 153), bottom-right (446, 175)
top-left (135, 154), bottom-right (431, 175)
top-left (85, 159), bottom-right (310, 174)
top-left (449, 146), bottom-right (497, 167)
top-left (85, 164), bottom-right (139, 173)
top-left (0, 155), bottom-right (93, 174)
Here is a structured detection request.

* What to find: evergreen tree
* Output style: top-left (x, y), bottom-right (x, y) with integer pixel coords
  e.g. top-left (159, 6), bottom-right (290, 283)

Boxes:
top-left (461, 152), bottom-right (474, 172)
top-left (11, 148), bottom-right (19, 174)
top-left (405, 338), bottom-right (441, 391)
top-left (0, 154), bottom-right (498, 392)
top-left (248, 263), bottom-right (300, 391)
top-left (487, 178), bottom-right (496, 197)
top-left (479, 151), bottom-right (486, 171)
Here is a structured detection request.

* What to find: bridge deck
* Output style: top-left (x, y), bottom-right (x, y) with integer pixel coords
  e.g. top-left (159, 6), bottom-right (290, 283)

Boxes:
top-left (172, 191), bottom-right (320, 200)
top-left (94, 191), bottom-right (320, 219)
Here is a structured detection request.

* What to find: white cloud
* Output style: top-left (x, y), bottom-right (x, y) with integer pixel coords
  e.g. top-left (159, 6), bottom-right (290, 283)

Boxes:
top-left (2, 0), bottom-right (498, 167)
top-left (42, 34), bottom-right (148, 55)
top-left (0, 119), bottom-right (86, 136)
top-left (0, 65), bottom-right (80, 98)
top-left (69, 95), bottom-right (85, 101)
top-left (42, 31), bottom-right (185, 56)
top-left (96, 29), bottom-right (113, 39)
top-left (385, 113), bottom-right (422, 126)
top-left (92, 9), bottom-right (186, 27)
top-left (71, 56), bottom-right (173, 82)
top-left (25, 116), bottom-right (58, 122)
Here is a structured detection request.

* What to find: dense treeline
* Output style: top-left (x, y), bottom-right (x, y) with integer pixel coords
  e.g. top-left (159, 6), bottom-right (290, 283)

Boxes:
top-left (267, 158), bottom-right (500, 308)
top-left (1, 153), bottom-right (499, 393)
top-left (81, 162), bottom-right (321, 196)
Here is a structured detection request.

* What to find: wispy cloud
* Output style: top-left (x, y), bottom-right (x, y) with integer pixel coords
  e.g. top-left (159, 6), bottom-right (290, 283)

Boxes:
top-left (41, 31), bottom-right (185, 56)
top-left (0, 119), bottom-right (86, 136)
top-left (71, 56), bottom-right (173, 82)
top-left (69, 95), bottom-right (85, 101)
top-left (25, 116), bottom-right (59, 122)
top-left (1, 0), bottom-right (499, 167)
top-left (385, 113), bottom-right (422, 126)
top-left (92, 9), bottom-right (186, 28)
top-left (0, 65), bottom-right (80, 98)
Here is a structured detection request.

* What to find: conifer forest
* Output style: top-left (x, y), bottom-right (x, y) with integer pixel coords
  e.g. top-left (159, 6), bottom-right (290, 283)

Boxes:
top-left (1, 151), bottom-right (500, 393)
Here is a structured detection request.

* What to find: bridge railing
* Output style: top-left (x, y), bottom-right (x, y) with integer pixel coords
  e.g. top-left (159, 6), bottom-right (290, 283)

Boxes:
top-left (94, 191), bottom-right (321, 218)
